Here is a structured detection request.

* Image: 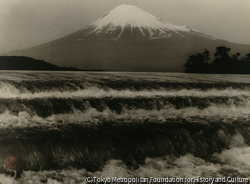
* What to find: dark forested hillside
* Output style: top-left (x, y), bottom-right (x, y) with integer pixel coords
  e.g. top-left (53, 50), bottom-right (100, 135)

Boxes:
top-left (0, 56), bottom-right (78, 71)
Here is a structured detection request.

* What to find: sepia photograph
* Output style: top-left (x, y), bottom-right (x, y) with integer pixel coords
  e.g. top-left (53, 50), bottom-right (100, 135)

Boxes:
top-left (0, 0), bottom-right (250, 183)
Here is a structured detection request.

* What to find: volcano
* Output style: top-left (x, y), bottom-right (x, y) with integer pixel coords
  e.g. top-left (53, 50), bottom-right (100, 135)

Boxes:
top-left (4, 4), bottom-right (250, 72)
top-left (79, 4), bottom-right (216, 41)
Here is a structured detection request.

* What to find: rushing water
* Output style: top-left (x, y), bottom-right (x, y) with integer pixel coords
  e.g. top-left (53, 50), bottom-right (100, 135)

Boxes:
top-left (0, 71), bottom-right (250, 183)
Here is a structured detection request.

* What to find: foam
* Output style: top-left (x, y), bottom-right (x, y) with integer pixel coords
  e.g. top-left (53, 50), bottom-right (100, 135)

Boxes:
top-left (1, 100), bottom-right (250, 128)
top-left (0, 174), bottom-right (15, 184)
top-left (1, 82), bottom-right (250, 99)
top-left (2, 147), bottom-right (249, 183)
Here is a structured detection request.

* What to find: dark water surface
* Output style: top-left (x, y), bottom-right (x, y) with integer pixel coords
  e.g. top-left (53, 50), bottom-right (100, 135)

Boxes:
top-left (0, 71), bottom-right (250, 183)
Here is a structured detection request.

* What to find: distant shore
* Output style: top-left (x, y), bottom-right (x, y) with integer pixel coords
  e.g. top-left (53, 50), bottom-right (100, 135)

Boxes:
top-left (0, 56), bottom-right (106, 71)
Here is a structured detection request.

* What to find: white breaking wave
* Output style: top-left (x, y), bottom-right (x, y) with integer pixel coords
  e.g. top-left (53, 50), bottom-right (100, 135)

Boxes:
top-left (1, 100), bottom-right (250, 128)
top-left (1, 82), bottom-right (250, 99)
top-left (1, 86), bottom-right (250, 99)
top-left (1, 147), bottom-right (249, 183)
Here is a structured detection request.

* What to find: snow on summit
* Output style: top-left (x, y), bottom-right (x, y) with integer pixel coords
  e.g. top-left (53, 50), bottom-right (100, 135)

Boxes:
top-left (81, 4), bottom-right (216, 40)
top-left (92, 4), bottom-right (176, 30)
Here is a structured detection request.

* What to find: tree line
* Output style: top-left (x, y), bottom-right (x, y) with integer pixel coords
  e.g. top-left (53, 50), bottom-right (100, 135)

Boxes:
top-left (0, 56), bottom-right (80, 71)
top-left (184, 46), bottom-right (250, 74)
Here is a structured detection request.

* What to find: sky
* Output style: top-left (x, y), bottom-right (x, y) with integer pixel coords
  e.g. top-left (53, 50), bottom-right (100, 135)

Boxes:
top-left (1, 0), bottom-right (250, 53)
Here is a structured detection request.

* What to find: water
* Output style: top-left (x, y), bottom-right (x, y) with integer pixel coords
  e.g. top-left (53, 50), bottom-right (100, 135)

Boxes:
top-left (0, 71), bottom-right (250, 183)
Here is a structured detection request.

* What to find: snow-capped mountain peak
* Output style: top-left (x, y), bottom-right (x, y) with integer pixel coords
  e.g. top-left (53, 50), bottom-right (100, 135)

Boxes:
top-left (80, 4), bottom-right (215, 40)
top-left (92, 4), bottom-right (174, 30)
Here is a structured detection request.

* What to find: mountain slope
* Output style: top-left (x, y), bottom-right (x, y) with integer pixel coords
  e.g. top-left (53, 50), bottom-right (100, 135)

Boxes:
top-left (4, 4), bottom-right (250, 72)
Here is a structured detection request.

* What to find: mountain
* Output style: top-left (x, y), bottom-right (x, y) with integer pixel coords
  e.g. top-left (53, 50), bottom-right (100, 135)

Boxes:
top-left (4, 4), bottom-right (250, 72)
top-left (79, 4), bottom-right (215, 41)
top-left (0, 56), bottom-right (79, 71)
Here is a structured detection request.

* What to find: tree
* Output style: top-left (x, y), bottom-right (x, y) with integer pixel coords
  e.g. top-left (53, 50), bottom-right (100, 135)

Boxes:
top-left (184, 46), bottom-right (250, 74)
top-left (232, 52), bottom-right (243, 73)
top-left (184, 50), bottom-right (211, 73)
top-left (203, 49), bottom-right (210, 64)
top-left (212, 46), bottom-right (234, 73)
top-left (244, 53), bottom-right (250, 61)
top-left (214, 46), bottom-right (231, 59)
top-left (232, 52), bottom-right (241, 60)
top-left (240, 53), bottom-right (250, 73)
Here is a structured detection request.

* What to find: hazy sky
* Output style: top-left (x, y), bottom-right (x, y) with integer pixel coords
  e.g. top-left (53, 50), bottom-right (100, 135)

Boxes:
top-left (1, 0), bottom-right (250, 53)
